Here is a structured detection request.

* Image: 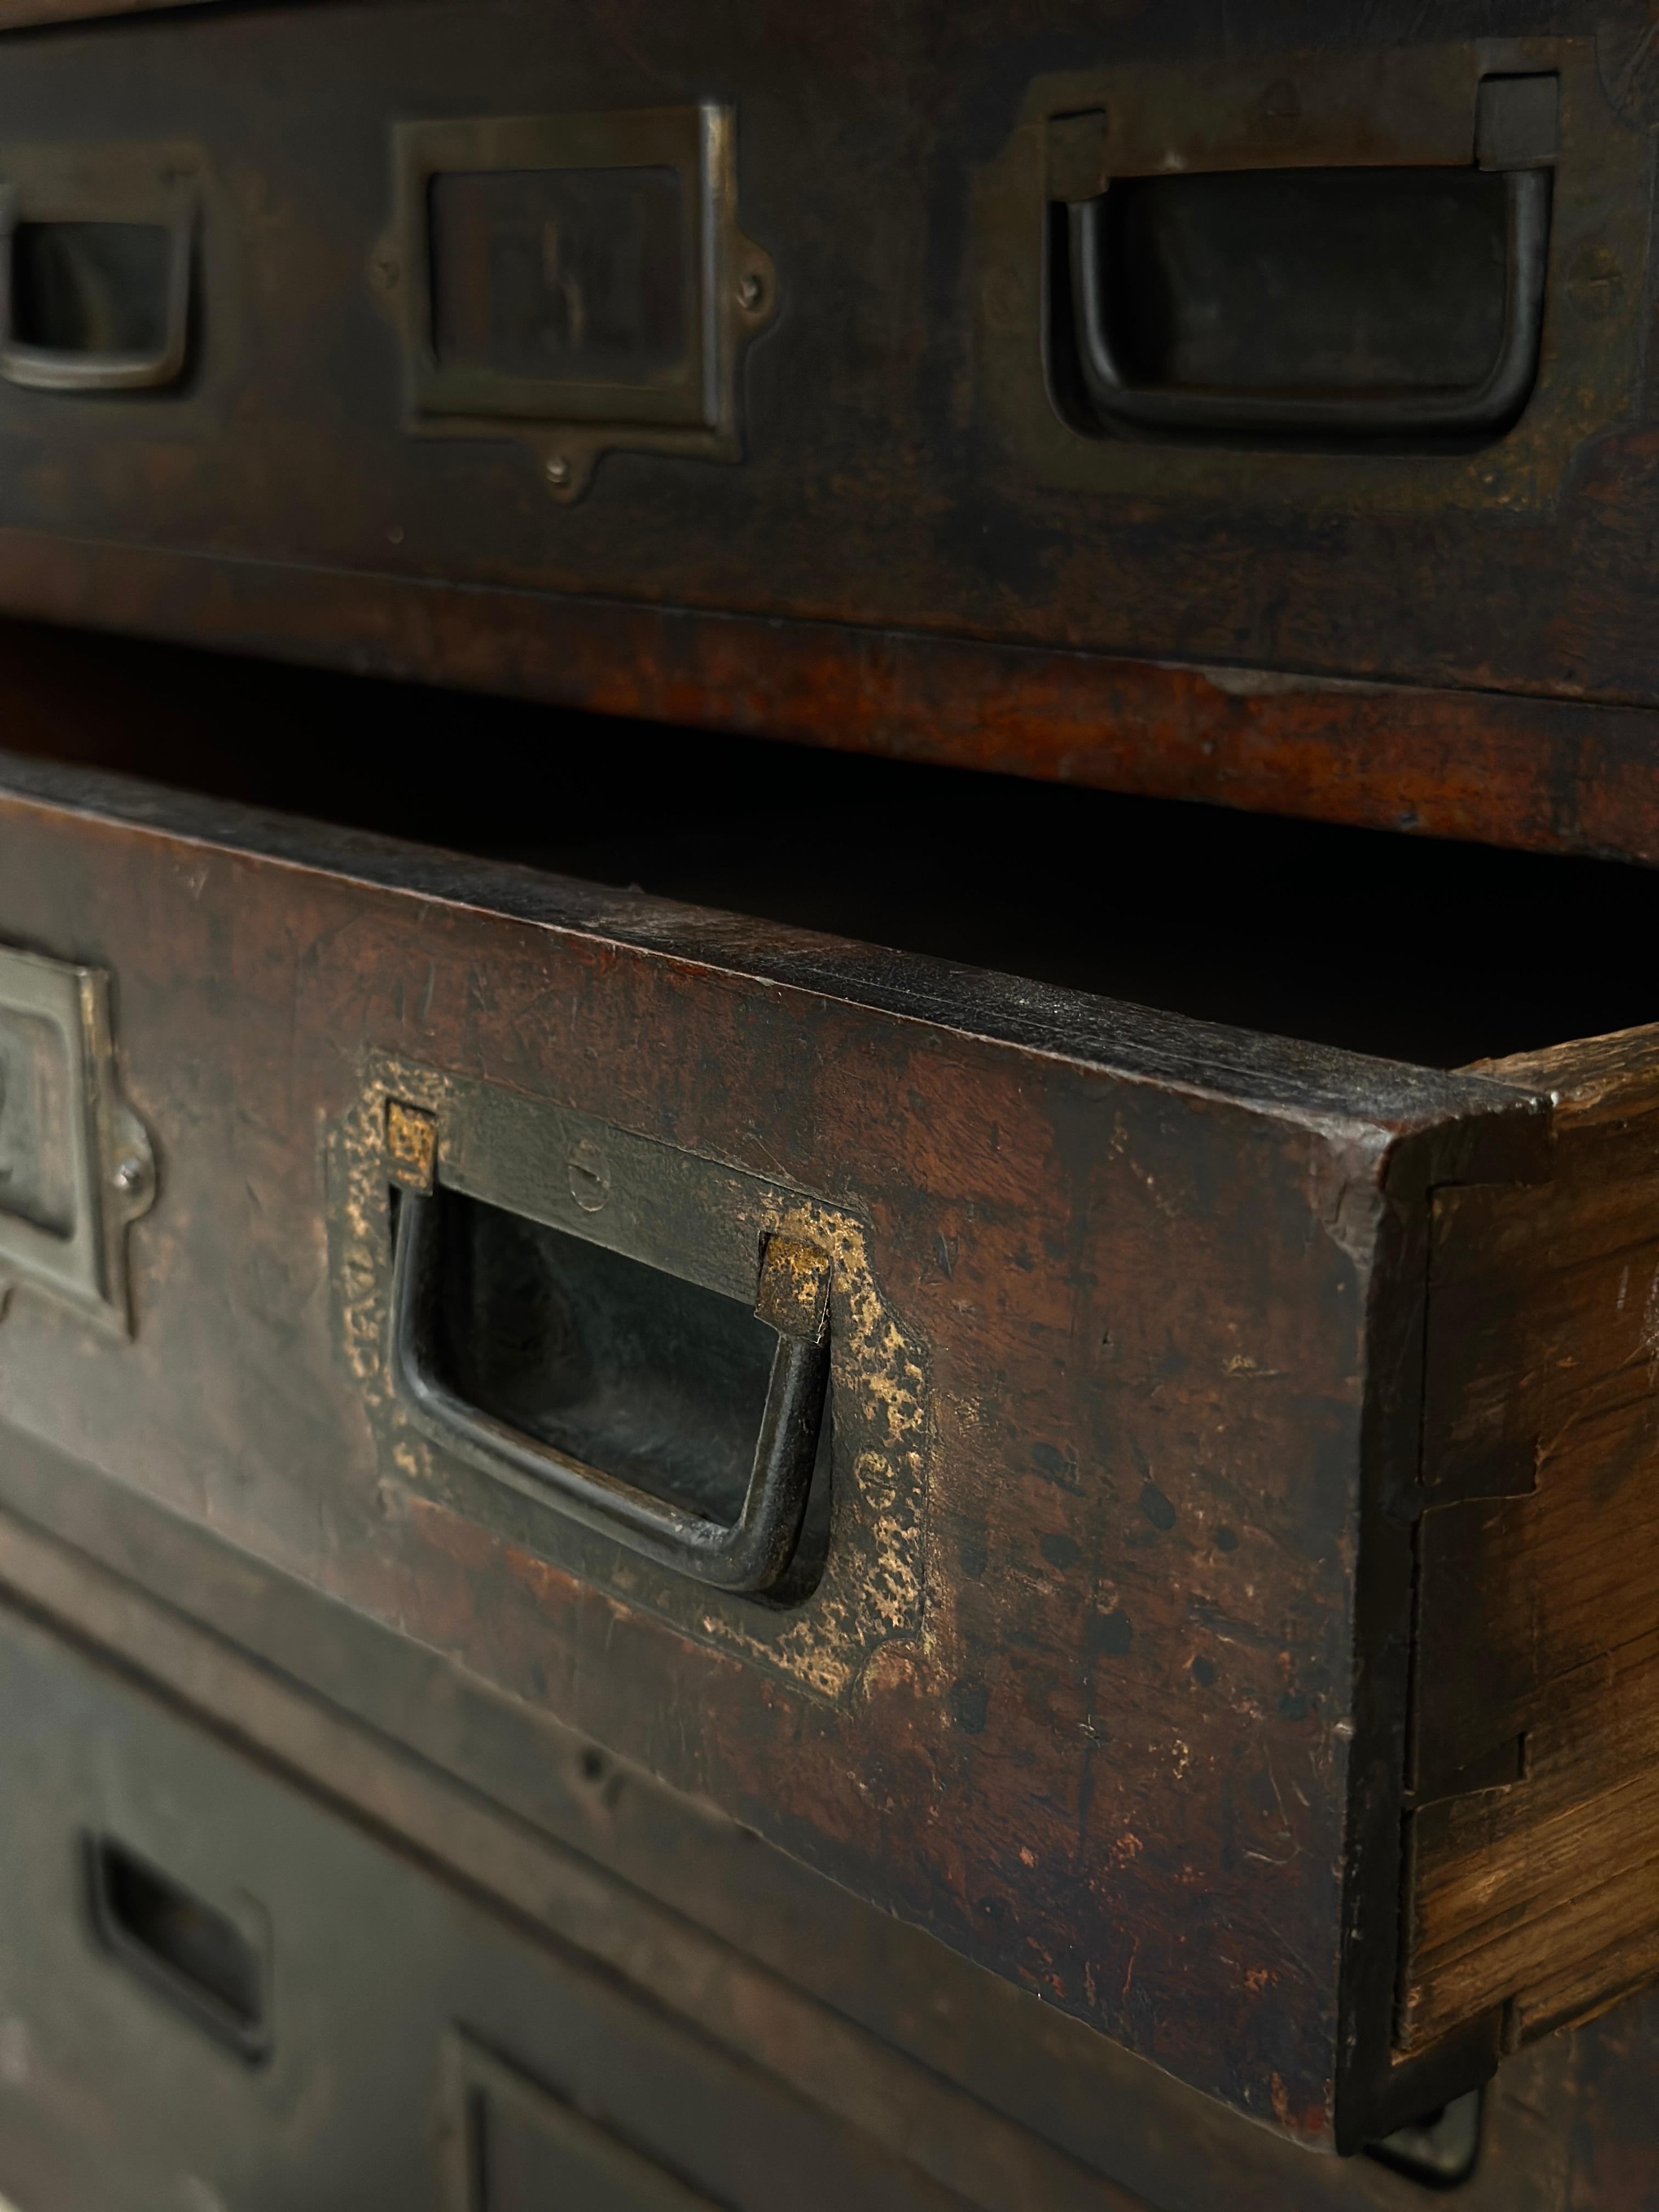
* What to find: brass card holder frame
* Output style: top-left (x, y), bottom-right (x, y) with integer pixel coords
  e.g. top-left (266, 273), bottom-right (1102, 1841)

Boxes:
top-left (0, 945), bottom-right (154, 1334)
top-left (373, 104), bottom-right (777, 501)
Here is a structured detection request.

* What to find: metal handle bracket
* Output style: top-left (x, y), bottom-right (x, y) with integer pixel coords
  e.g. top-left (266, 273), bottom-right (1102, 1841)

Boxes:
top-left (390, 1189), bottom-right (831, 1595)
top-left (0, 185), bottom-right (194, 393)
top-left (1066, 164), bottom-right (1550, 441)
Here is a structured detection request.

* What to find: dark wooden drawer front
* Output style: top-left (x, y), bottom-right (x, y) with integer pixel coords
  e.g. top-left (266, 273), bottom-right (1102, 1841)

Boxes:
top-left (0, 1593), bottom-right (967, 2212)
top-left (1, 753), bottom-right (1655, 2152)
top-left (0, 7), bottom-right (1655, 875)
top-left (4, 1506), bottom-right (1658, 2212)
top-left (0, 10), bottom-right (1623, 699)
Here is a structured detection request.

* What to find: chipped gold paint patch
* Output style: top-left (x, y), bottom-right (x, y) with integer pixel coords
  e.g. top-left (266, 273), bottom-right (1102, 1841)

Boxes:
top-left (327, 1053), bottom-right (928, 1706)
top-left (385, 1097), bottom-right (437, 1193)
top-left (755, 1233), bottom-right (831, 1342)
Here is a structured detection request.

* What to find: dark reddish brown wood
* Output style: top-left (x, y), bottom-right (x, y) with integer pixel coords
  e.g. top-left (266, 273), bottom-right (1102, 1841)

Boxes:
top-left (5, 535), bottom-right (1659, 867)
top-left (0, 2), bottom-right (1655, 862)
top-left (0, 752), bottom-right (1547, 2146)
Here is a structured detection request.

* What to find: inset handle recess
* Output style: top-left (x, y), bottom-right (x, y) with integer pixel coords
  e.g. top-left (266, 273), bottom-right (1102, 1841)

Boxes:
top-left (1, 190), bottom-right (193, 392)
top-left (391, 1186), bottom-right (832, 1596)
top-left (1053, 74), bottom-right (1557, 445)
top-left (85, 1835), bottom-right (267, 2058)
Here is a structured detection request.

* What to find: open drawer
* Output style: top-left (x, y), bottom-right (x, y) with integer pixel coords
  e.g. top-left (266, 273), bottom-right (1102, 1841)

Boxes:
top-left (0, 734), bottom-right (1655, 2153)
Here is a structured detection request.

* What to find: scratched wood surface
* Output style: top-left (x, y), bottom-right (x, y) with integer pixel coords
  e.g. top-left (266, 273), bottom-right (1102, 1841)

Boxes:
top-left (8, 740), bottom-right (1659, 2141)
top-left (0, 752), bottom-right (1550, 2146)
top-left (1403, 1024), bottom-right (1659, 2055)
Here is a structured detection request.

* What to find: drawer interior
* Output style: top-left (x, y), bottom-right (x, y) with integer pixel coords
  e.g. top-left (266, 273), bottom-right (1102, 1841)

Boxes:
top-left (4, 616), bottom-right (1657, 1070)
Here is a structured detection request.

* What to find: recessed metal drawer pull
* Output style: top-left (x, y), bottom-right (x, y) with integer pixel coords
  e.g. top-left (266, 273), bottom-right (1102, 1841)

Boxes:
top-left (1058, 72), bottom-right (1556, 443)
top-left (0, 188), bottom-right (194, 392)
top-left (1067, 167), bottom-right (1549, 440)
top-left (390, 1187), bottom-right (832, 1595)
top-left (85, 1835), bottom-right (268, 2059)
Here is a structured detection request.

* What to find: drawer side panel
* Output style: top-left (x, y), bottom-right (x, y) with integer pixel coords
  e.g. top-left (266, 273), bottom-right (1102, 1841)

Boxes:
top-left (1406, 1023), bottom-right (1659, 2053)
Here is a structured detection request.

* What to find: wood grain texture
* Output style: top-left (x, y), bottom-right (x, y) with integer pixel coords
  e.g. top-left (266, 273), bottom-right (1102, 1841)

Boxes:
top-left (9, 537), bottom-right (1659, 868)
top-left (0, 2), bottom-right (1655, 861)
top-left (0, 753), bottom-right (1544, 2143)
top-left (1403, 1023), bottom-right (1659, 2055)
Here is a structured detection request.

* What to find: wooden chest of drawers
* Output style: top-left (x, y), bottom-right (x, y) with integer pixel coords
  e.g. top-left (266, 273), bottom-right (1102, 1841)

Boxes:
top-left (0, 0), bottom-right (1656, 2174)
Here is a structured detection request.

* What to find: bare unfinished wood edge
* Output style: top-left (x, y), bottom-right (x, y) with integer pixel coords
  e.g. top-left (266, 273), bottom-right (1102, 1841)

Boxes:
top-left (1404, 1803), bottom-right (1659, 2049)
top-left (1332, 1118), bottom-right (1547, 2154)
top-left (0, 1502), bottom-right (1144, 2212)
top-left (1402, 1022), bottom-right (1659, 2068)
top-left (1514, 1920), bottom-right (1659, 2045)
top-left (1462, 1020), bottom-right (1659, 1127)
top-left (1402, 1628), bottom-right (1659, 2050)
